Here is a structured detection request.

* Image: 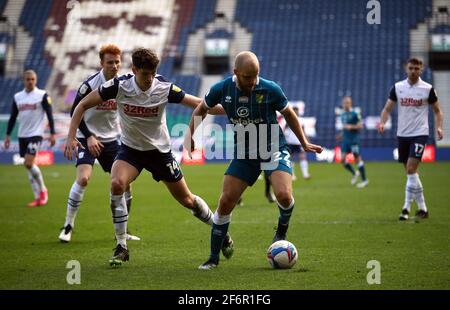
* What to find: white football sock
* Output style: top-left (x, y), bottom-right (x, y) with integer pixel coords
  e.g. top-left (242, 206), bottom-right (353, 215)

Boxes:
top-left (64, 181), bottom-right (86, 227)
top-left (404, 174), bottom-right (416, 212)
top-left (27, 170), bottom-right (40, 200)
top-left (192, 195), bottom-right (213, 225)
top-left (413, 174), bottom-right (427, 212)
top-left (300, 160), bottom-right (309, 178)
top-left (213, 211), bottom-right (232, 225)
top-left (29, 165), bottom-right (46, 192)
top-left (110, 193), bottom-right (128, 248)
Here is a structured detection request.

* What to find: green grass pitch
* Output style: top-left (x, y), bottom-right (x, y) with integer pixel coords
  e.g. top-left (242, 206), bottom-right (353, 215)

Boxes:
top-left (0, 162), bottom-right (449, 290)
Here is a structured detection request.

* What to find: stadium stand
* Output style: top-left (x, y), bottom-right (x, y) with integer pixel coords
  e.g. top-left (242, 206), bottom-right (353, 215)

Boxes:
top-left (234, 0), bottom-right (434, 147)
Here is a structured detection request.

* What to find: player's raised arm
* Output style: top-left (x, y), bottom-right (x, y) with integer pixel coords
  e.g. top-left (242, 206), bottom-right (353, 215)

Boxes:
top-left (379, 99), bottom-right (396, 135)
top-left (64, 90), bottom-right (103, 160)
top-left (180, 93), bottom-right (225, 115)
top-left (281, 105), bottom-right (323, 154)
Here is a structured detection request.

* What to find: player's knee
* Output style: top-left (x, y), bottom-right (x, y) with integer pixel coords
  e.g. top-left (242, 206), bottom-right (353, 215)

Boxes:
top-left (406, 166), bottom-right (417, 175)
top-left (77, 176), bottom-right (89, 187)
top-left (24, 162), bottom-right (33, 170)
top-left (219, 192), bottom-right (237, 209)
top-left (111, 177), bottom-right (127, 194)
top-left (275, 189), bottom-right (292, 206)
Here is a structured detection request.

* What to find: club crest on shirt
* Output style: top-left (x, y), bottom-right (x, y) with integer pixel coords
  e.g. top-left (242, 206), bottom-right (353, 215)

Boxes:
top-left (256, 93), bottom-right (264, 104)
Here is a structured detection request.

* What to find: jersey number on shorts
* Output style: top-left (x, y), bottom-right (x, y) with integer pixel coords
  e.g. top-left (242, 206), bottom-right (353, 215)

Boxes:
top-left (272, 150), bottom-right (291, 168)
top-left (166, 160), bottom-right (181, 176)
top-left (414, 143), bottom-right (424, 156)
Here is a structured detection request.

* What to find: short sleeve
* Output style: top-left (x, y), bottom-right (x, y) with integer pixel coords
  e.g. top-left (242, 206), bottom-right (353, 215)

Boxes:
top-left (388, 85), bottom-right (397, 102)
top-left (271, 82), bottom-right (289, 112)
top-left (428, 87), bottom-right (438, 104)
top-left (168, 84), bottom-right (186, 103)
top-left (204, 82), bottom-right (223, 108)
top-left (98, 78), bottom-right (119, 101)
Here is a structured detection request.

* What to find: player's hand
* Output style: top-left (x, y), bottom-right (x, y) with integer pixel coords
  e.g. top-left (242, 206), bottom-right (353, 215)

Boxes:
top-left (64, 137), bottom-right (84, 161)
top-left (87, 135), bottom-right (104, 157)
top-left (303, 143), bottom-right (323, 154)
top-left (437, 128), bottom-right (444, 140)
top-left (49, 134), bottom-right (56, 147)
top-left (378, 123), bottom-right (385, 135)
top-left (4, 136), bottom-right (10, 150)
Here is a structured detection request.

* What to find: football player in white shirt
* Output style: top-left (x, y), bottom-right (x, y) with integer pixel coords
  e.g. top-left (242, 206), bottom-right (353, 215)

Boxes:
top-left (4, 70), bottom-right (55, 208)
top-left (64, 48), bottom-right (233, 266)
top-left (379, 58), bottom-right (444, 220)
top-left (59, 44), bottom-right (139, 243)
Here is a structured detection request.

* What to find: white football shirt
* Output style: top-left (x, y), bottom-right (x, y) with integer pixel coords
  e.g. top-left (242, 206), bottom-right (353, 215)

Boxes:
top-left (389, 77), bottom-right (438, 137)
top-left (98, 74), bottom-right (185, 152)
top-left (75, 70), bottom-right (120, 142)
top-left (13, 88), bottom-right (50, 138)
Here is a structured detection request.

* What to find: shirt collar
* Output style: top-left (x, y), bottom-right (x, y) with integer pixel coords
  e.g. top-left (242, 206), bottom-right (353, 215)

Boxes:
top-left (232, 75), bottom-right (260, 90)
top-left (406, 77), bottom-right (422, 87)
top-left (99, 69), bottom-right (107, 84)
top-left (132, 75), bottom-right (153, 96)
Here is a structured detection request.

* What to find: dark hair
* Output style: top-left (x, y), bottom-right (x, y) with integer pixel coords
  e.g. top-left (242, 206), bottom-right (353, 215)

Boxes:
top-left (407, 57), bottom-right (423, 66)
top-left (132, 48), bottom-right (160, 71)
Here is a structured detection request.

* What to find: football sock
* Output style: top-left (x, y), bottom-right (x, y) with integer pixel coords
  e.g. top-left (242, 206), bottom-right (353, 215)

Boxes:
top-left (277, 197), bottom-right (295, 225)
top-left (192, 195), bottom-right (213, 225)
top-left (124, 190), bottom-right (132, 214)
top-left (411, 173), bottom-right (427, 212)
top-left (344, 162), bottom-right (356, 175)
top-left (27, 170), bottom-right (40, 200)
top-left (300, 159), bottom-right (309, 178)
top-left (210, 212), bottom-right (231, 262)
top-left (358, 161), bottom-right (367, 181)
top-left (64, 181), bottom-right (86, 227)
top-left (404, 174), bottom-right (416, 212)
top-left (29, 164), bottom-right (46, 192)
top-left (110, 193), bottom-right (128, 248)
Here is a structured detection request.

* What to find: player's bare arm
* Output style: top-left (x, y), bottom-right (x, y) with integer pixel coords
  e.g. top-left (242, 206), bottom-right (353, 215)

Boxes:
top-left (379, 99), bottom-right (396, 135)
top-left (64, 90), bottom-right (103, 160)
top-left (181, 94), bottom-right (225, 115)
top-left (432, 101), bottom-right (444, 140)
top-left (183, 100), bottom-right (210, 153)
top-left (281, 105), bottom-right (323, 153)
